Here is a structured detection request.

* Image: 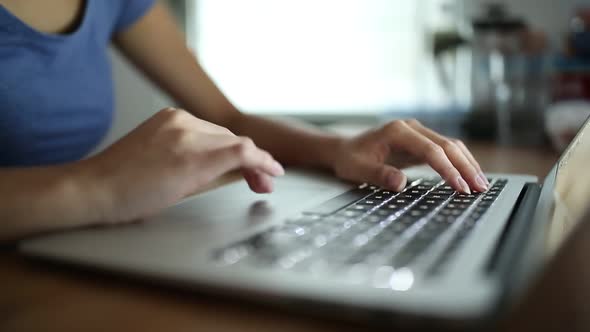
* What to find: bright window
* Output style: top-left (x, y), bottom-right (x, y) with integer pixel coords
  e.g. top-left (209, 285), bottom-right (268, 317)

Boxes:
top-left (188, 0), bottom-right (446, 115)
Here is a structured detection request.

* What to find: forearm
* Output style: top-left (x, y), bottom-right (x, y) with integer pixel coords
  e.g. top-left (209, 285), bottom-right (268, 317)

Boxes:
top-left (0, 162), bottom-right (104, 242)
top-left (113, 4), bottom-right (343, 169)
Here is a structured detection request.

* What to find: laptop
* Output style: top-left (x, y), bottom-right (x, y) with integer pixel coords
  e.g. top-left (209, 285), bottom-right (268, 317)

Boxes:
top-left (20, 117), bottom-right (590, 328)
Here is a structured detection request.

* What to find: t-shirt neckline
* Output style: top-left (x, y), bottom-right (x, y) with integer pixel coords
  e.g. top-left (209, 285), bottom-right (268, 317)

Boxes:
top-left (0, 0), bottom-right (91, 41)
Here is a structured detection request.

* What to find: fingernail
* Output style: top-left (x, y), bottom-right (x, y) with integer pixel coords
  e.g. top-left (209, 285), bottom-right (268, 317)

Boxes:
top-left (475, 175), bottom-right (489, 192)
top-left (273, 161), bottom-right (285, 176)
top-left (456, 176), bottom-right (471, 194)
top-left (479, 172), bottom-right (490, 186)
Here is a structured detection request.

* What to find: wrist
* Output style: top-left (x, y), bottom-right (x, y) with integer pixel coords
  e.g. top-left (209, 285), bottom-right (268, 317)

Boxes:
top-left (69, 158), bottom-right (115, 226)
top-left (314, 135), bottom-right (346, 171)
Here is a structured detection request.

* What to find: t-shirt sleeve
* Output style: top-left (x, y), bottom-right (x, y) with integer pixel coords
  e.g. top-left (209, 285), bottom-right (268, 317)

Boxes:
top-left (113, 0), bottom-right (157, 32)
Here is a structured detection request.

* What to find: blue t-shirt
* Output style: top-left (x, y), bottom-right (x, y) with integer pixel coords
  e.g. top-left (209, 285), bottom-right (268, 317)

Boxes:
top-left (0, 0), bottom-right (155, 167)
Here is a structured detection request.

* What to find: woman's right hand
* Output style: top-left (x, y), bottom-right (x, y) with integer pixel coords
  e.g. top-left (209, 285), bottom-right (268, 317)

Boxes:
top-left (83, 108), bottom-right (284, 224)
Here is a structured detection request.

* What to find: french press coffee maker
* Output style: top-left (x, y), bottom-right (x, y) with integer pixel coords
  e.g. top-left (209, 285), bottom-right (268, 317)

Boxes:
top-left (435, 3), bottom-right (550, 145)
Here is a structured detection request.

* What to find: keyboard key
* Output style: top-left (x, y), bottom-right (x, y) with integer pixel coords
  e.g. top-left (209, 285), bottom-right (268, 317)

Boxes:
top-left (374, 209), bottom-right (395, 218)
top-left (373, 229), bottom-right (399, 242)
top-left (397, 216), bottom-right (418, 226)
top-left (423, 221), bottom-right (450, 233)
top-left (337, 210), bottom-right (363, 218)
top-left (391, 221), bottom-right (412, 234)
top-left (439, 208), bottom-right (454, 216)
top-left (409, 209), bottom-right (425, 218)
top-left (431, 190), bottom-right (454, 196)
top-left (364, 215), bottom-right (383, 223)
top-left (350, 222), bottom-right (373, 233)
top-left (352, 204), bottom-right (372, 211)
top-left (383, 203), bottom-right (400, 210)
top-left (478, 201), bottom-right (494, 208)
top-left (432, 215), bottom-right (455, 224)
top-left (418, 206), bottom-right (434, 213)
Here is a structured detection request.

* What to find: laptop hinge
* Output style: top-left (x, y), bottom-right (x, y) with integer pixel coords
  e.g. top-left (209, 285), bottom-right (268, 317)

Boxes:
top-left (486, 182), bottom-right (542, 277)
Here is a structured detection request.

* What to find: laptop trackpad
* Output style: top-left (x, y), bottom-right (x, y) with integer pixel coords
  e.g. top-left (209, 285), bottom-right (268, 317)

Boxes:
top-left (144, 171), bottom-right (348, 230)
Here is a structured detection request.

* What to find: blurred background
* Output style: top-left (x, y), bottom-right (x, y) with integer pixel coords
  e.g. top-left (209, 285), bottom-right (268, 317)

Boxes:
top-left (103, 0), bottom-right (590, 152)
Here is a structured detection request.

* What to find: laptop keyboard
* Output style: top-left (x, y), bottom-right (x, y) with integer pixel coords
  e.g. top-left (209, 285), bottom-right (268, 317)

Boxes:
top-left (214, 177), bottom-right (507, 280)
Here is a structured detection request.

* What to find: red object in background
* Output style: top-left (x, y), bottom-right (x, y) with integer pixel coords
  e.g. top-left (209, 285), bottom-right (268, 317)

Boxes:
top-left (553, 69), bottom-right (590, 101)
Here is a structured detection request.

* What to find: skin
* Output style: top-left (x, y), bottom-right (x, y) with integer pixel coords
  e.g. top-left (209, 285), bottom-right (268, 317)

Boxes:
top-left (0, 0), bottom-right (489, 242)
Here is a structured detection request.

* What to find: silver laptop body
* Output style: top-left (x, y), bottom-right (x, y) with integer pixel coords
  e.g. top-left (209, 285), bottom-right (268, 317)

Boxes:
top-left (21, 119), bottom-right (590, 327)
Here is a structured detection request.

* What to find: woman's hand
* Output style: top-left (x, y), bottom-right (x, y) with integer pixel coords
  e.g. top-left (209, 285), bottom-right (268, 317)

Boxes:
top-left (84, 108), bottom-right (284, 223)
top-left (332, 119), bottom-right (489, 194)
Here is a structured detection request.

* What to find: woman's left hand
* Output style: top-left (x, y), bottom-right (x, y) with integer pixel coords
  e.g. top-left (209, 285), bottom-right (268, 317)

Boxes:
top-left (331, 119), bottom-right (489, 194)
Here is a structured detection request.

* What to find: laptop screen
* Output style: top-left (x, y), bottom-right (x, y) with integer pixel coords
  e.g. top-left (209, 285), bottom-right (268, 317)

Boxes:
top-left (547, 116), bottom-right (590, 255)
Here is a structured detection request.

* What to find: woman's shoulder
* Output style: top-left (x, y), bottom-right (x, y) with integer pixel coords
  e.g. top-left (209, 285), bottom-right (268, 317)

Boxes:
top-left (105, 0), bottom-right (157, 34)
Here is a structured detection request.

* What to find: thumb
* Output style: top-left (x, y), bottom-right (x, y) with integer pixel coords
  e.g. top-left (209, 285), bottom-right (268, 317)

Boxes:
top-left (348, 158), bottom-right (407, 192)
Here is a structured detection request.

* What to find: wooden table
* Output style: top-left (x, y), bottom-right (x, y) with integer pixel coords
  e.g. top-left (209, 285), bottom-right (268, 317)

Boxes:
top-left (0, 142), bottom-right (560, 332)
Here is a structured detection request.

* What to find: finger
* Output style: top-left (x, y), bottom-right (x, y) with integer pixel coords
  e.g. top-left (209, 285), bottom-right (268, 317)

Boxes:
top-left (242, 169), bottom-right (274, 193)
top-left (404, 119), bottom-right (483, 174)
top-left (232, 138), bottom-right (285, 176)
top-left (381, 121), bottom-right (471, 194)
top-left (204, 137), bottom-right (285, 179)
top-left (405, 120), bottom-right (488, 192)
top-left (454, 139), bottom-right (489, 186)
top-left (450, 139), bottom-right (482, 172)
top-left (405, 120), bottom-right (484, 176)
top-left (342, 157), bottom-right (407, 192)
